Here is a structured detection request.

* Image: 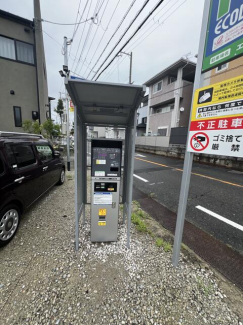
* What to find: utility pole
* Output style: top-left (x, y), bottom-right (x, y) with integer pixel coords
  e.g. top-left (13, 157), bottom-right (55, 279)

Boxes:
top-left (120, 51), bottom-right (133, 84)
top-left (63, 36), bottom-right (71, 171)
top-left (129, 52), bottom-right (132, 84)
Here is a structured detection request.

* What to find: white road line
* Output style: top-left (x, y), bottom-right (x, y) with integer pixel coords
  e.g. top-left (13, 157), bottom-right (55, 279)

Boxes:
top-left (135, 154), bottom-right (146, 158)
top-left (133, 174), bottom-right (149, 183)
top-left (196, 205), bottom-right (243, 232)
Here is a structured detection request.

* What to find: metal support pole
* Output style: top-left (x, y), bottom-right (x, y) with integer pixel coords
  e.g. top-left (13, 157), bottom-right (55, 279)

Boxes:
top-left (172, 0), bottom-right (211, 266)
top-left (74, 105), bottom-right (79, 251)
top-left (123, 127), bottom-right (129, 223)
top-left (64, 36), bottom-right (71, 171)
top-left (127, 111), bottom-right (137, 248)
top-left (82, 124), bottom-right (86, 225)
top-left (129, 52), bottom-right (133, 84)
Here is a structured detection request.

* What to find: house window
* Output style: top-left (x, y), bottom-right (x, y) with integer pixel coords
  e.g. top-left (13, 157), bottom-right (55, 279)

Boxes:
top-left (168, 76), bottom-right (177, 84)
top-left (0, 36), bottom-right (34, 65)
top-left (153, 105), bottom-right (173, 114)
top-left (142, 117), bottom-right (147, 124)
top-left (16, 41), bottom-right (34, 64)
top-left (157, 127), bottom-right (167, 136)
top-left (13, 106), bottom-right (22, 127)
top-left (0, 36), bottom-right (16, 60)
top-left (153, 81), bottom-right (162, 93)
top-left (216, 63), bottom-right (228, 73)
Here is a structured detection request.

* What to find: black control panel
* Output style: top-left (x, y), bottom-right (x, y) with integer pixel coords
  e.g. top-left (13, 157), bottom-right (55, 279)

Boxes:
top-left (94, 182), bottom-right (117, 192)
top-left (91, 140), bottom-right (122, 177)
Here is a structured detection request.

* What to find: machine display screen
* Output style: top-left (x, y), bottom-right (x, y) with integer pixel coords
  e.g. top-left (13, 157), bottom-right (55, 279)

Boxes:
top-left (91, 140), bottom-right (122, 177)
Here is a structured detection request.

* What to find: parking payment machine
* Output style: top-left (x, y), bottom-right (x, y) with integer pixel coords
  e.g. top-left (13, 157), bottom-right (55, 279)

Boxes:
top-left (91, 139), bottom-right (122, 242)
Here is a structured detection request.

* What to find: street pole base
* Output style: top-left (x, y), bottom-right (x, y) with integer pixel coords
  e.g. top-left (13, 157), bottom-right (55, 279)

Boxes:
top-left (67, 161), bottom-right (71, 171)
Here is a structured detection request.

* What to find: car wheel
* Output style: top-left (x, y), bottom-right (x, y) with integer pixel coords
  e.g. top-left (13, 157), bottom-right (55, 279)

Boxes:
top-left (57, 168), bottom-right (65, 185)
top-left (0, 204), bottom-right (20, 247)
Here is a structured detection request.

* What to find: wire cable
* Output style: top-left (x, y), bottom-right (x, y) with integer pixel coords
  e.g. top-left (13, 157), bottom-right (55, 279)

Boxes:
top-left (43, 30), bottom-right (96, 74)
top-left (102, 0), bottom-right (178, 81)
top-left (74, 0), bottom-right (104, 73)
top-left (77, 0), bottom-right (110, 76)
top-left (103, 0), bottom-right (186, 82)
top-left (86, 0), bottom-right (138, 79)
top-left (92, 0), bottom-right (152, 80)
top-left (70, 0), bottom-right (91, 71)
top-left (41, 18), bottom-right (92, 25)
top-left (69, 0), bottom-right (83, 59)
top-left (84, 0), bottom-right (121, 78)
top-left (94, 0), bottom-right (165, 81)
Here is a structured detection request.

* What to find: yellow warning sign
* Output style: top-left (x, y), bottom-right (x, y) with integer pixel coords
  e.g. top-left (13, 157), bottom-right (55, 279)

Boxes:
top-left (98, 221), bottom-right (106, 226)
top-left (99, 209), bottom-right (106, 216)
top-left (191, 75), bottom-right (243, 122)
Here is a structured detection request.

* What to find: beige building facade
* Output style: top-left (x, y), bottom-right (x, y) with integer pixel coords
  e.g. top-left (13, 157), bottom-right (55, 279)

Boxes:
top-left (203, 56), bottom-right (243, 86)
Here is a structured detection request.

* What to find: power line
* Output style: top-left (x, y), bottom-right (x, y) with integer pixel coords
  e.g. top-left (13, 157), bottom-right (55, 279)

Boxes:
top-left (102, 0), bottom-right (178, 82)
top-left (84, 0), bottom-right (121, 78)
top-left (103, 0), bottom-right (186, 82)
top-left (73, 0), bottom-right (95, 72)
top-left (70, 0), bottom-right (91, 71)
top-left (69, 0), bottom-right (83, 59)
top-left (75, 0), bottom-right (107, 74)
top-left (86, 0), bottom-right (138, 79)
top-left (94, 0), bottom-right (165, 81)
top-left (73, 0), bottom-right (104, 73)
top-left (92, 0), bottom-right (151, 80)
top-left (77, 0), bottom-right (110, 76)
top-left (43, 30), bottom-right (96, 74)
top-left (41, 17), bottom-right (92, 25)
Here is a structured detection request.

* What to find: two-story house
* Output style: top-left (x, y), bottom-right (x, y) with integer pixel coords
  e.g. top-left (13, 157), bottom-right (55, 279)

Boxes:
top-left (144, 59), bottom-right (196, 139)
top-left (0, 7), bottom-right (50, 132)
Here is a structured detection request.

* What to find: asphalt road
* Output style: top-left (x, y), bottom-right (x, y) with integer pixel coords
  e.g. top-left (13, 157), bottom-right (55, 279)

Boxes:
top-left (133, 152), bottom-right (243, 255)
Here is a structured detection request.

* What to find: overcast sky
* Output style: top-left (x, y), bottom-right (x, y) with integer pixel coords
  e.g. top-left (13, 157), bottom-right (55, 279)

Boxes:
top-left (1, 0), bottom-right (205, 121)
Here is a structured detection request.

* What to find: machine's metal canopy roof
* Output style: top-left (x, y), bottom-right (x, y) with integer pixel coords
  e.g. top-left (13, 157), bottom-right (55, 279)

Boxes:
top-left (66, 79), bottom-right (145, 127)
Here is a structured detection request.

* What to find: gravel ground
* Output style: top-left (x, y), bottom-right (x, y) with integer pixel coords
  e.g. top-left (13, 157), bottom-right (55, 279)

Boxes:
top-left (0, 171), bottom-right (242, 325)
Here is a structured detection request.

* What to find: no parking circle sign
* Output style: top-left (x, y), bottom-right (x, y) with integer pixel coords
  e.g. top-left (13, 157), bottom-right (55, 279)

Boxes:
top-left (190, 132), bottom-right (209, 152)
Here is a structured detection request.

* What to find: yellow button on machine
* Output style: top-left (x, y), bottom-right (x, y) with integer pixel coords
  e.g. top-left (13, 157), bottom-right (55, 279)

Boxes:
top-left (98, 221), bottom-right (106, 226)
top-left (99, 208), bottom-right (106, 216)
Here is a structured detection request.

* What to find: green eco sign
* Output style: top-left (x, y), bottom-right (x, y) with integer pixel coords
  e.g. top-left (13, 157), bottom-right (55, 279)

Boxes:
top-left (202, 0), bottom-right (243, 72)
top-left (217, 0), bottom-right (231, 20)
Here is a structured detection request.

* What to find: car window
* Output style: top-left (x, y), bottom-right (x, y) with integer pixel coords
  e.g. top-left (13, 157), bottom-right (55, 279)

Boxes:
top-left (36, 144), bottom-right (53, 162)
top-left (0, 155), bottom-right (4, 175)
top-left (12, 144), bottom-right (36, 168)
top-left (4, 144), bottom-right (17, 167)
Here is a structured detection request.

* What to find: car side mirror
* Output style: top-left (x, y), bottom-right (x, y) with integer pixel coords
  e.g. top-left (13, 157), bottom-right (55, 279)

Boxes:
top-left (54, 151), bottom-right (60, 158)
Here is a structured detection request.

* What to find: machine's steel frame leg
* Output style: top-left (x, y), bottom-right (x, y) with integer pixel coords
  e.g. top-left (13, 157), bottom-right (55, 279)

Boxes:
top-left (123, 127), bottom-right (129, 223)
top-left (172, 0), bottom-right (211, 266)
top-left (82, 123), bottom-right (86, 225)
top-left (74, 106), bottom-right (79, 251)
top-left (126, 112), bottom-right (137, 248)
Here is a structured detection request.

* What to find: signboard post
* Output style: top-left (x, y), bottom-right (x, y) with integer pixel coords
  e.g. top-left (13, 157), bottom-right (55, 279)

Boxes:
top-left (172, 0), bottom-right (211, 267)
top-left (172, 0), bottom-right (243, 267)
top-left (202, 0), bottom-right (243, 72)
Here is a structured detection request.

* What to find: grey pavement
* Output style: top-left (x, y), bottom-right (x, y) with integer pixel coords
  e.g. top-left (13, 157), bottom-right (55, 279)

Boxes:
top-left (133, 152), bottom-right (243, 255)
